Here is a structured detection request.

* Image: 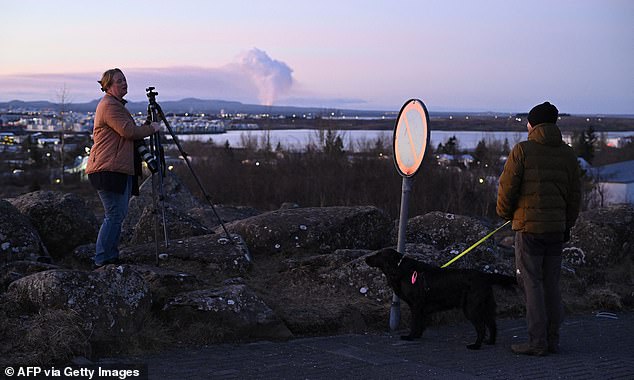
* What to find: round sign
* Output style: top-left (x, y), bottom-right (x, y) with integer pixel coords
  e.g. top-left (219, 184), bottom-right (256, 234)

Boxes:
top-left (392, 99), bottom-right (430, 177)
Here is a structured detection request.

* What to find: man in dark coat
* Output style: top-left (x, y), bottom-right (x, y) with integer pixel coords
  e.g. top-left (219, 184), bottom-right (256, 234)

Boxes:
top-left (497, 101), bottom-right (581, 356)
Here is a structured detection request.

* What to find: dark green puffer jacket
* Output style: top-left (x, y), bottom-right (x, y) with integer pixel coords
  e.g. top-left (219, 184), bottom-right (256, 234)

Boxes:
top-left (497, 123), bottom-right (581, 234)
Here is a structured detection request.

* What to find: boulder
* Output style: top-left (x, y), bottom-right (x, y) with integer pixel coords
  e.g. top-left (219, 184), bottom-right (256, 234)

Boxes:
top-left (72, 249), bottom-right (206, 308)
top-left (162, 283), bottom-right (292, 341)
top-left (219, 206), bottom-right (393, 256)
top-left (134, 171), bottom-right (204, 216)
top-left (246, 249), bottom-right (388, 335)
top-left (68, 243), bottom-right (97, 270)
top-left (119, 234), bottom-right (252, 283)
top-left (0, 260), bottom-right (59, 292)
top-left (67, 233), bottom-right (252, 283)
top-left (0, 199), bottom-right (49, 262)
top-left (395, 212), bottom-right (513, 273)
top-left (8, 191), bottom-right (98, 259)
top-left (564, 204), bottom-right (634, 268)
top-left (69, 249), bottom-right (205, 309)
top-left (320, 249), bottom-right (395, 302)
top-left (281, 249), bottom-right (372, 273)
top-left (122, 172), bottom-right (258, 244)
top-left (396, 211), bottom-right (493, 249)
top-left (286, 249), bottom-right (385, 301)
top-left (187, 204), bottom-right (261, 229)
top-left (122, 172), bottom-right (206, 245)
top-left (127, 264), bottom-right (204, 308)
top-left (8, 265), bottom-right (152, 343)
top-left (125, 204), bottom-right (212, 246)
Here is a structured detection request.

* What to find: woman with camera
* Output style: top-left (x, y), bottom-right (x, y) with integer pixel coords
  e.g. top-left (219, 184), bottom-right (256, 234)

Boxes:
top-left (86, 68), bottom-right (161, 268)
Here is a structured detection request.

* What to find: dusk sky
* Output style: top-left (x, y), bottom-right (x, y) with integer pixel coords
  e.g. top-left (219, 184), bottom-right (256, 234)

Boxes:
top-left (1, 0), bottom-right (632, 114)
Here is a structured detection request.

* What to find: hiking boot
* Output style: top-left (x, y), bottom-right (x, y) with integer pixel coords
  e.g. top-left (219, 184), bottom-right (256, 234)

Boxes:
top-left (511, 343), bottom-right (548, 356)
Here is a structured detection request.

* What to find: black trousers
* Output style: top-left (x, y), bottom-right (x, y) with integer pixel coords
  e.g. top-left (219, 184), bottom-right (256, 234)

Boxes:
top-left (514, 232), bottom-right (564, 350)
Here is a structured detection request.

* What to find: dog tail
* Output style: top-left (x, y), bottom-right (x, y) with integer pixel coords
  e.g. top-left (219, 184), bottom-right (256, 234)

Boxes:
top-left (486, 273), bottom-right (517, 288)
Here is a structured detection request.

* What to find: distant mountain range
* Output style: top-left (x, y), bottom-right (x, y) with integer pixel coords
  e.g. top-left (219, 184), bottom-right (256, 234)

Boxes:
top-left (0, 98), bottom-right (397, 117)
top-left (0, 98), bottom-right (507, 118)
top-left (4, 99), bottom-right (630, 119)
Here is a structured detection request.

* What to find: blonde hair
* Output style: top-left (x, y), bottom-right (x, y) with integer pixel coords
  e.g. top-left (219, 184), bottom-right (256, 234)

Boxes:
top-left (97, 68), bottom-right (123, 92)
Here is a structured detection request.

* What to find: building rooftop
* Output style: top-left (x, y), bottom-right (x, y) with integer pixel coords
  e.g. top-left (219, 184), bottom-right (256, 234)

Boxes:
top-left (593, 160), bottom-right (634, 183)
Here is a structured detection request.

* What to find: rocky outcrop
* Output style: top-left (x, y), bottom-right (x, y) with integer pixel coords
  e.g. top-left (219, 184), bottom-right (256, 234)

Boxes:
top-left (0, 260), bottom-right (59, 292)
top-left (394, 211), bottom-right (513, 274)
top-left (163, 283), bottom-right (292, 341)
top-left (120, 234), bottom-right (252, 281)
top-left (126, 264), bottom-right (204, 308)
top-left (1, 182), bottom-right (632, 366)
top-left (560, 205), bottom-right (634, 309)
top-left (122, 172), bottom-right (260, 245)
top-left (396, 211), bottom-right (494, 249)
top-left (564, 204), bottom-right (634, 267)
top-left (8, 191), bottom-right (98, 258)
top-left (122, 173), bottom-right (208, 245)
top-left (8, 265), bottom-right (152, 343)
top-left (186, 204), bottom-right (261, 229)
top-left (126, 203), bottom-right (212, 246)
top-left (219, 206), bottom-right (393, 256)
top-left (0, 199), bottom-right (49, 262)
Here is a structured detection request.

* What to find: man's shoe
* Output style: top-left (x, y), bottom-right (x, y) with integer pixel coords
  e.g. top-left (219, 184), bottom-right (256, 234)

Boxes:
top-left (548, 344), bottom-right (559, 354)
top-left (511, 343), bottom-right (548, 356)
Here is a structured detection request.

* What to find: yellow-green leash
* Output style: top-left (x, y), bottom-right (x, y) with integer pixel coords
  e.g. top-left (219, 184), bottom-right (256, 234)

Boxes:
top-left (441, 220), bottom-right (511, 268)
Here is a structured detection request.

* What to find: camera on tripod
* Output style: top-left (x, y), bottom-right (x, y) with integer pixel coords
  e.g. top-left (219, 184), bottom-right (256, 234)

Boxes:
top-left (137, 142), bottom-right (158, 173)
top-left (137, 85), bottom-right (249, 264)
top-left (146, 86), bottom-right (158, 104)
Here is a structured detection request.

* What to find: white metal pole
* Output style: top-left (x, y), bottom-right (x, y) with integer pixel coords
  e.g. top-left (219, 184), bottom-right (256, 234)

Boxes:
top-left (390, 176), bottom-right (413, 330)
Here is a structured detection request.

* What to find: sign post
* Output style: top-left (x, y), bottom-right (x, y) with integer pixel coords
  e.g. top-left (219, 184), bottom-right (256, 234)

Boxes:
top-left (390, 99), bottom-right (430, 330)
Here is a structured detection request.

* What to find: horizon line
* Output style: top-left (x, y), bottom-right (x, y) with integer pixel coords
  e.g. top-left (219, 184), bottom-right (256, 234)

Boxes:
top-left (0, 97), bottom-right (633, 118)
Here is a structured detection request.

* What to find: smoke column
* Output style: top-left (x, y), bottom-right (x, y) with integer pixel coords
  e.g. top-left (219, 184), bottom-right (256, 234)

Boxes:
top-left (236, 48), bottom-right (293, 106)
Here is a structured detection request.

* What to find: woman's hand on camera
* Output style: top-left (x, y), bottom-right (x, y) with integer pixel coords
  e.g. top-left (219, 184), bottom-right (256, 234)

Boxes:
top-left (150, 122), bottom-right (161, 132)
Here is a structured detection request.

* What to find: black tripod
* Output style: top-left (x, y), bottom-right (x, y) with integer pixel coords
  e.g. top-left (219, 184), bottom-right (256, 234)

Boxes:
top-left (146, 88), bottom-right (169, 265)
top-left (144, 87), bottom-right (251, 263)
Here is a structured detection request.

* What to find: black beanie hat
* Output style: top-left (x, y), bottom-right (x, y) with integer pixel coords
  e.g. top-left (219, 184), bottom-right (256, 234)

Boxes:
top-left (528, 101), bottom-right (558, 126)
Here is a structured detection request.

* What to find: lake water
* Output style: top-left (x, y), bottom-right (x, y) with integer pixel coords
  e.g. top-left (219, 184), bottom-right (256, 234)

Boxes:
top-left (173, 129), bottom-right (634, 151)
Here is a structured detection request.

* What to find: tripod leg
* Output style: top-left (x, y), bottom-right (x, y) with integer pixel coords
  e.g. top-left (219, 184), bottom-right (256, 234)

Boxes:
top-left (156, 162), bottom-right (169, 249)
top-left (150, 169), bottom-right (160, 266)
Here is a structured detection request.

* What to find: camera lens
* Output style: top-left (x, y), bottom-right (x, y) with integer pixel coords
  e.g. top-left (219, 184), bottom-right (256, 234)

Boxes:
top-left (137, 144), bottom-right (158, 173)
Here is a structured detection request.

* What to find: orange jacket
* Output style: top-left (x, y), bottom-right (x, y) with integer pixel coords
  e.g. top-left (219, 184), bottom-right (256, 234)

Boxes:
top-left (86, 94), bottom-right (155, 175)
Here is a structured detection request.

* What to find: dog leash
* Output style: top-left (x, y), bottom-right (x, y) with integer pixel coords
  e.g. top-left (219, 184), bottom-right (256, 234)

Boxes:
top-left (441, 220), bottom-right (511, 268)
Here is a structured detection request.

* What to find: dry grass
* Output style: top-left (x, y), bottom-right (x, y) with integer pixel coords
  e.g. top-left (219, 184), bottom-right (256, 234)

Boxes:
top-left (0, 304), bottom-right (90, 366)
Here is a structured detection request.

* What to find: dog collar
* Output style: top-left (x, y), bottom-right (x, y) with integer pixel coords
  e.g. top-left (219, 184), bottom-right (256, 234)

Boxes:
top-left (413, 270), bottom-right (430, 291)
top-left (397, 253), bottom-right (429, 289)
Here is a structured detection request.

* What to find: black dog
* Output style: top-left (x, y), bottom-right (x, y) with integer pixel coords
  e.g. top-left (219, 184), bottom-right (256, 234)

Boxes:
top-left (365, 248), bottom-right (516, 350)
